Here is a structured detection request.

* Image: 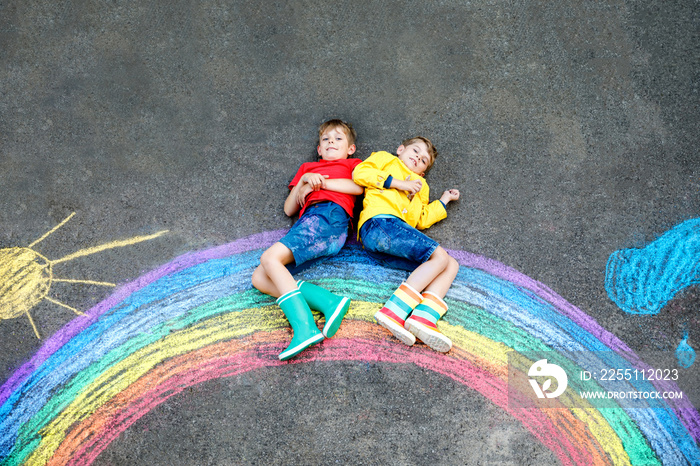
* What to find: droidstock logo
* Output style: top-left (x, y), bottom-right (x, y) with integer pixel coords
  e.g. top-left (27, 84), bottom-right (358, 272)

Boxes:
top-left (528, 359), bottom-right (568, 398)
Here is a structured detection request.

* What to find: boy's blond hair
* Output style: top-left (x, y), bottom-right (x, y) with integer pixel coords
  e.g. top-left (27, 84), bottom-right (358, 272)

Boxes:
top-left (318, 119), bottom-right (357, 146)
top-left (401, 136), bottom-right (438, 171)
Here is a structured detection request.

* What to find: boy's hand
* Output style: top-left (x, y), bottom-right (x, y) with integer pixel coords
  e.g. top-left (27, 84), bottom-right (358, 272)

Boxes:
top-left (302, 173), bottom-right (329, 191)
top-left (296, 183), bottom-right (314, 207)
top-left (440, 189), bottom-right (460, 205)
top-left (392, 178), bottom-right (423, 196)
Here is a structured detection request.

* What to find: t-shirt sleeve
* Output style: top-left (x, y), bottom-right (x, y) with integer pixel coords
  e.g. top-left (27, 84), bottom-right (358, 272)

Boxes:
top-left (288, 163), bottom-right (308, 189)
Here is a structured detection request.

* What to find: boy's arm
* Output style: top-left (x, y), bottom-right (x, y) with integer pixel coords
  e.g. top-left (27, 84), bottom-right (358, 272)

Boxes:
top-left (294, 175), bottom-right (363, 207)
top-left (352, 151), bottom-right (395, 189)
top-left (284, 181), bottom-right (308, 216)
top-left (354, 152), bottom-right (423, 196)
top-left (322, 178), bottom-right (364, 195)
top-left (284, 163), bottom-right (313, 216)
top-left (440, 189), bottom-right (460, 205)
top-left (387, 177), bottom-right (422, 196)
top-left (286, 172), bottom-right (327, 216)
top-left (415, 189), bottom-right (460, 230)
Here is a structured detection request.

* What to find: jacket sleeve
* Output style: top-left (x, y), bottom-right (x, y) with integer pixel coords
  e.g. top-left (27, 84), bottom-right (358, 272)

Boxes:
top-left (352, 151), bottom-right (395, 189)
top-left (415, 185), bottom-right (448, 230)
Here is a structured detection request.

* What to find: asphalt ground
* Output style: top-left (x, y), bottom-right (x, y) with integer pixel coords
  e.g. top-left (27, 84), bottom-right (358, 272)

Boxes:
top-left (0, 1), bottom-right (698, 464)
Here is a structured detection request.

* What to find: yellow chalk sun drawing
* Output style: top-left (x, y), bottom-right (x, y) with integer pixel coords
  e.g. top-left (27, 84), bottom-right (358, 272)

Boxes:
top-left (0, 212), bottom-right (168, 339)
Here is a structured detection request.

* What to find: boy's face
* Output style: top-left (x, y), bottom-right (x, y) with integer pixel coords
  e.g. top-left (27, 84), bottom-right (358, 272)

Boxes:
top-left (317, 127), bottom-right (356, 161)
top-left (396, 140), bottom-right (431, 176)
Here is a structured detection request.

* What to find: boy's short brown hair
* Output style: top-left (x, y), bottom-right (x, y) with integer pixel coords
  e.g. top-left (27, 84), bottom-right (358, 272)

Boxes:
top-left (318, 119), bottom-right (357, 146)
top-left (401, 136), bottom-right (438, 170)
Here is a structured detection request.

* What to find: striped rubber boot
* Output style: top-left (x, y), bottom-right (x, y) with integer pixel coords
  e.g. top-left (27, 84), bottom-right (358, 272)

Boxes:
top-left (297, 280), bottom-right (351, 338)
top-left (277, 289), bottom-right (324, 361)
top-left (404, 291), bottom-right (452, 352)
top-left (374, 282), bottom-right (421, 346)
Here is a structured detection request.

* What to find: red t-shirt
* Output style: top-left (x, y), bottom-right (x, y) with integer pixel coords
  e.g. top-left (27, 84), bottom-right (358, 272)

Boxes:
top-left (289, 158), bottom-right (363, 217)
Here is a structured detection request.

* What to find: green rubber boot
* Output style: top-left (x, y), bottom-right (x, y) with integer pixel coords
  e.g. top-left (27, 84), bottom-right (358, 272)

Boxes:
top-left (297, 280), bottom-right (351, 338)
top-left (277, 289), bottom-right (324, 361)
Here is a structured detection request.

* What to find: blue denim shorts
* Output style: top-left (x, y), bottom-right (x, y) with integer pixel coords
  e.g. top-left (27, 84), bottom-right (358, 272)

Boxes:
top-left (359, 216), bottom-right (439, 271)
top-left (280, 201), bottom-right (351, 266)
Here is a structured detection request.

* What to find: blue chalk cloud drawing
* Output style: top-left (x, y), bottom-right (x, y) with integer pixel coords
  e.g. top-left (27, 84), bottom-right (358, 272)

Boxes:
top-left (606, 218), bottom-right (699, 368)
top-left (605, 218), bottom-right (700, 315)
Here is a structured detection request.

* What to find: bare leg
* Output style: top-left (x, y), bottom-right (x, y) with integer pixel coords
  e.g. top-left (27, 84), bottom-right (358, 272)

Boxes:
top-left (251, 242), bottom-right (297, 298)
top-left (405, 246), bottom-right (451, 293)
top-left (422, 254), bottom-right (459, 299)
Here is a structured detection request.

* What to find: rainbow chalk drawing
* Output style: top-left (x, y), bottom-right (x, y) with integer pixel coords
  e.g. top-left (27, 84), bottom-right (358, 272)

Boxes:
top-left (0, 213), bottom-right (168, 338)
top-left (0, 231), bottom-right (699, 465)
top-left (605, 218), bottom-right (700, 315)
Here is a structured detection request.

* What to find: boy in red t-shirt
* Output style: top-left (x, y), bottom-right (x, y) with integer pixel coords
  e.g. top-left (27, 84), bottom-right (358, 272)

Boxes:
top-left (252, 119), bottom-right (363, 360)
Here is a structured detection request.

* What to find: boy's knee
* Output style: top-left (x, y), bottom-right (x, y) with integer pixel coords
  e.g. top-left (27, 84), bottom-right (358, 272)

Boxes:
top-left (259, 255), bottom-right (278, 276)
top-left (447, 256), bottom-right (459, 275)
top-left (259, 243), bottom-right (294, 271)
top-left (251, 265), bottom-right (264, 290)
top-left (260, 246), bottom-right (282, 268)
top-left (259, 249), bottom-right (274, 267)
top-left (430, 246), bottom-right (450, 268)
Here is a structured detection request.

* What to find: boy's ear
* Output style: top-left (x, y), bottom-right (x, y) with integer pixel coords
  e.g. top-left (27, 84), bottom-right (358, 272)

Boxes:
top-left (396, 144), bottom-right (406, 155)
top-left (348, 144), bottom-right (356, 156)
top-left (317, 145), bottom-right (322, 157)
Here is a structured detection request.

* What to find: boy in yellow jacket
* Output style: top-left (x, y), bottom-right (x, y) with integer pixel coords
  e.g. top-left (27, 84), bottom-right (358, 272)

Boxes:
top-left (352, 136), bottom-right (460, 352)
